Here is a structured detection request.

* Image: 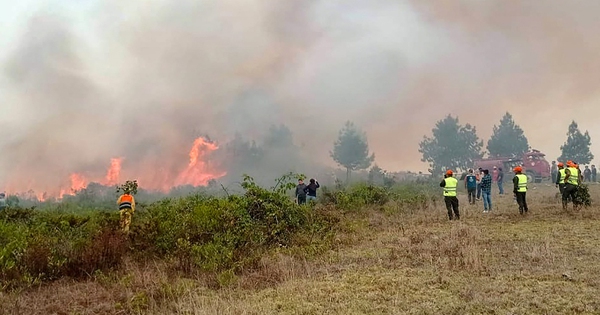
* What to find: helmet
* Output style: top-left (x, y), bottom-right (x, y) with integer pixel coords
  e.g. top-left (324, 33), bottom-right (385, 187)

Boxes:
top-left (567, 160), bottom-right (574, 166)
top-left (446, 170), bottom-right (453, 175)
top-left (514, 166), bottom-right (523, 172)
top-left (557, 162), bottom-right (564, 167)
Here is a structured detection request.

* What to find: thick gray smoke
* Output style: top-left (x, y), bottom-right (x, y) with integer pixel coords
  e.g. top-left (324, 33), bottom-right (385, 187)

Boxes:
top-left (1, 0), bottom-right (599, 194)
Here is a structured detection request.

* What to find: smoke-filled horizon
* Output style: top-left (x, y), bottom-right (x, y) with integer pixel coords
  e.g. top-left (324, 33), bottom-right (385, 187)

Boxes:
top-left (1, 0), bottom-right (599, 195)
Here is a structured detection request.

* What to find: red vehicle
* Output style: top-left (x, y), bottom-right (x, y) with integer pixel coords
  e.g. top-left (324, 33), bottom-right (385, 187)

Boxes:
top-left (473, 150), bottom-right (551, 183)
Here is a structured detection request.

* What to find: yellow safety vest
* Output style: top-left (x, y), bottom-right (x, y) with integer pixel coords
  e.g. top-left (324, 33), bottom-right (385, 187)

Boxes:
top-left (443, 177), bottom-right (458, 197)
top-left (567, 167), bottom-right (579, 185)
top-left (516, 174), bottom-right (528, 192)
top-left (558, 168), bottom-right (566, 184)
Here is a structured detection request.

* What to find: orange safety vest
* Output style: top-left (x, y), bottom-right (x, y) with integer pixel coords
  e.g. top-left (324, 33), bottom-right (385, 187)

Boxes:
top-left (118, 194), bottom-right (134, 210)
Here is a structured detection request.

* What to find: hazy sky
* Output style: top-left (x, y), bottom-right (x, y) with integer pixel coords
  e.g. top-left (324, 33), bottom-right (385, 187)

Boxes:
top-left (1, 0), bottom-right (599, 193)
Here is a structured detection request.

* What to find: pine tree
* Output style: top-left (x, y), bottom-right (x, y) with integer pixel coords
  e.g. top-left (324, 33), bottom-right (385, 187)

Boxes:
top-left (331, 121), bottom-right (375, 181)
top-left (419, 114), bottom-right (484, 175)
top-left (558, 121), bottom-right (594, 164)
top-left (487, 112), bottom-right (530, 157)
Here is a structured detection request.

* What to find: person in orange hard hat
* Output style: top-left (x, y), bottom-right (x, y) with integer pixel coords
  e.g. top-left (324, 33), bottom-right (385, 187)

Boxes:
top-left (440, 169), bottom-right (459, 220)
top-left (562, 161), bottom-right (581, 211)
top-left (512, 166), bottom-right (528, 214)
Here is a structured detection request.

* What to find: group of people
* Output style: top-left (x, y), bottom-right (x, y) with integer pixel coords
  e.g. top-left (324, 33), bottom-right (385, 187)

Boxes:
top-left (463, 167), bottom-right (505, 212)
top-left (552, 161), bottom-right (596, 183)
top-left (440, 166), bottom-right (529, 220)
top-left (554, 161), bottom-right (585, 210)
top-left (294, 178), bottom-right (320, 205)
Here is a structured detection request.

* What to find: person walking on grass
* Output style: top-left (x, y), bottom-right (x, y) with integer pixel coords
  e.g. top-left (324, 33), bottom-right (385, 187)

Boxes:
top-left (304, 178), bottom-right (320, 203)
top-left (295, 179), bottom-right (308, 205)
top-left (563, 161), bottom-right (581, 211)
top-left (117, 189), bottom-right (135, 232)
top-left (440, 170), bottom-right (459, 220)
top-left (464, 169), bottom-right (477, 205)
top-left (592, 165), bottom-right (597, 182)
top-left (480, 169), bottom-right (492, 212)
top-left (513, 166), bottom-right (528, 214)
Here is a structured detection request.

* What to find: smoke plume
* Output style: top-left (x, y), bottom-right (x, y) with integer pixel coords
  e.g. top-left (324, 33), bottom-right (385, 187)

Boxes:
top-left (1, 0), bottom-right (599, 195)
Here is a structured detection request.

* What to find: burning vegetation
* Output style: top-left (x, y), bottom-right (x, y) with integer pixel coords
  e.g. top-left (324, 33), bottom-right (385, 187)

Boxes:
top-left (4, 137), bottom-right (225, 201)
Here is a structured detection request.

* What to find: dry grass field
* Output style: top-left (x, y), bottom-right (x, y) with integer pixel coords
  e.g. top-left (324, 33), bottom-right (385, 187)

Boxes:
top-left (2, 183), bottom-right (600, 314)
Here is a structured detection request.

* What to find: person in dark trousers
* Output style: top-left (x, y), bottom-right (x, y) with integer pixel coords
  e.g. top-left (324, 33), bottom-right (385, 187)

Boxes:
top-left (551, 161), bottom-right (558, 184)
top-left (305, 178), bottom-right (320, 202)
top-left (497, 167), bottom-right (505, 195)
top-left (295, 179), bottom-right (307, 205)
top-left (476, 168), bottom-right (483, 200)
top-left (440, 169), bottom-right (459, 220)
top-left (555, 162), bottom-right (567, 196)
top-left (563, 161), bottom-right (581, 210)
top-left (513, 166), bottom-right (529, 214)
top-left (592, 165), bottom-right (597, 182)
top-left (583, 166), bottom-right (591, 182)
top-left (480, 169), bottom-right (492, 212)
top-left (464, 169), bottom-right (477, 204)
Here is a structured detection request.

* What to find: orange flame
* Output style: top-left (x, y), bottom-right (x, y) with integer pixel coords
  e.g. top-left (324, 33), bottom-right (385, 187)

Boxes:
top-left (174, 137), bottom-right (226, 187)
top-left (4, 137), bottom-right (226, 200)
top-left (104, 158), bottom-right (122, 186)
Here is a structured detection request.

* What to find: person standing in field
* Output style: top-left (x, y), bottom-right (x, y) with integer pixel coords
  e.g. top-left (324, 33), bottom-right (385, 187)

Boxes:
top-left (555, 162), bottom-right (567, 196)
top-left (480, 169), bottom-right (492, 212)
top-left (551, 161), bottom-right (558, 184)
top-left (583, 165), bottom-right (591, 182)
top-left (295, 179), bottom-right (308, 205)
top-left (513, 166), bottom-right (529, 214)
top-left (592, 165), bottom-right (597, 182)
top-left (440, 170), bottom-right (459, 220)
top-left (563, 161), bottom-right (582, 211)
top-left (464, 169), bottom-right (477, 204)
top-left (304, 178), bottom-right (320, 203)
top-left (497, 167), bottom-right (505, 195)
top-left (476, 168), bottom-right (483, 200)
top-left (117, 189), bottom-right (135, 232)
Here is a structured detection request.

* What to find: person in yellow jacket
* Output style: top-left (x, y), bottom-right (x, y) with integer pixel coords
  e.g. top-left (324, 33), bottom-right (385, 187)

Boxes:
top-left (512, 166), bottom-right (528, 215)
top-left (555, 162), bottom-right (567, 196)
top-left (439, 169), bottom-right (459, 220)
top-left (562, 161), bottom-right (581, 210)
top-left (117, 190), bottom-right (135, 232)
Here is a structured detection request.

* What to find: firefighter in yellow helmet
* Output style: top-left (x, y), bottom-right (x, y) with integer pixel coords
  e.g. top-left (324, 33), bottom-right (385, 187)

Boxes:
top-left (512, 166), bottom-right (528, 215)
top-left (440, 169), bottom-right (459, 220)
top-left (117, 188), bottom-right (136, 232)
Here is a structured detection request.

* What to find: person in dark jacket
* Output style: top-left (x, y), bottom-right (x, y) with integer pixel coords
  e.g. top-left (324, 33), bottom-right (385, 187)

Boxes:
top-left (592, 165), bottom-right (597, 182)
top-left (497, 167), bottom-right (505, 195)
top-left (295, 179), bottom-right (308, 205)
top-left (304, 178), bottom-right (320, 202)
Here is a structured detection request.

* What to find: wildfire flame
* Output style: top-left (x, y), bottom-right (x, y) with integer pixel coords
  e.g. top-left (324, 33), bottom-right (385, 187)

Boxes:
top-left (104, 158), bottom-right (122, 186)
top-left (4, 137), bottom-right (225, 201)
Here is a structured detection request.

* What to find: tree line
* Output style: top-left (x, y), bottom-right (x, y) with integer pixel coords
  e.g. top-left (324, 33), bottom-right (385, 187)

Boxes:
top-left (418, 113), bottom-right (594, 174)
top-left (217, 113), bottom-right (594, 183)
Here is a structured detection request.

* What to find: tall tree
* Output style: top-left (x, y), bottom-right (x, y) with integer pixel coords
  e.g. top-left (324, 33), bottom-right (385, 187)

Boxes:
top-left (558, 121), bottom-right (594, 164)
top-left (419, 115), bottom-right (484, 175)
top-left (331, 121), bottom-right (375, 181)
top-left (486, 112), bottom-right (530, 157)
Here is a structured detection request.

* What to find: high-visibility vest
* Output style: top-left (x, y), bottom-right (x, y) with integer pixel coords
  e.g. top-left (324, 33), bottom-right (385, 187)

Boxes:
top-left (558, 168), bottom-right (566, 184)
top-left (516, 174), bottom-right (528, 192)
top-left (567, 167), bottom-right (579, 185)
top-left (118, 194), bottom-right (135, 211)
top-left (443, 177), bottom-right (458, 197)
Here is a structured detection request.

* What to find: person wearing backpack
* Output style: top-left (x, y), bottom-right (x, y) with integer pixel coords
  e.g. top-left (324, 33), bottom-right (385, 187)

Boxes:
top-left (464, 169), bottom-right (477, 205)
